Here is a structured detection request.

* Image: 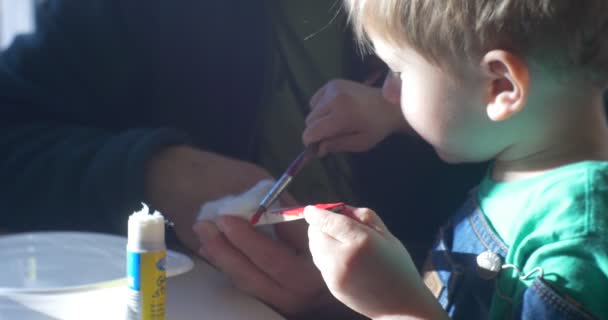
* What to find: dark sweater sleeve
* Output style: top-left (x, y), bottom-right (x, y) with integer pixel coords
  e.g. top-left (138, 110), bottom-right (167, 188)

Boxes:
top-left (0, 0), bottom-right (190, 234)
top-left (0, 123), bottom-right (189, 234)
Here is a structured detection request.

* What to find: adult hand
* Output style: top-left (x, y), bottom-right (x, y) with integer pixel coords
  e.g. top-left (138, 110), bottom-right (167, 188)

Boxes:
top-left (145, 145), bottom-right (275, 253)
top-left (302, 79), bottom-right (410, 157)
top-left (192, 218), bottom-right (344, 317)
top-left (194, 218), bottom-right (369, 319)
top-left (304, 206), bottom-right (448, 320)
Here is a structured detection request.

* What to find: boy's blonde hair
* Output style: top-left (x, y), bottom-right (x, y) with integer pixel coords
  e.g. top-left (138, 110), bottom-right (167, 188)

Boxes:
top-left (345, 0), bottom-right (608, 84)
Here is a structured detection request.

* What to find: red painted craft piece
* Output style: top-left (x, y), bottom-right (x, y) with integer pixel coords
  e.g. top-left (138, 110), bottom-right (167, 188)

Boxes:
top-left (250, 202), bottom-right (353, 225)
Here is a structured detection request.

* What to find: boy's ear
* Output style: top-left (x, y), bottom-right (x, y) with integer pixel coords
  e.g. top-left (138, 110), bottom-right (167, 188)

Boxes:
top-left (481, 50), bottom-right (529, 122)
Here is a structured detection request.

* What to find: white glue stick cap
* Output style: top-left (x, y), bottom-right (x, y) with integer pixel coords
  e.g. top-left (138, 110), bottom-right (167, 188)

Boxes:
top-left (127, 203), bottom-right (166, 252)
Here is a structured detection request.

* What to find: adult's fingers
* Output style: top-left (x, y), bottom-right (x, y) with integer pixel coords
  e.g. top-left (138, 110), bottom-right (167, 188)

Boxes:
top-left (192, 221), bottom-right (298, 309)
top-left (279, 191), bottom-right (299, 208)
top-left (303, 206), bottom-right (371, 244)
top-left (275, 219), bottom-right (309, 252)
top-left (216, 216), bottom-right (321, 291)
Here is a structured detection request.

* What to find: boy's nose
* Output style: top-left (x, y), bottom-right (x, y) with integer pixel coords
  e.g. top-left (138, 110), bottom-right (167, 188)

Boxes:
top-left (382, 72), bottom-right (401, 105)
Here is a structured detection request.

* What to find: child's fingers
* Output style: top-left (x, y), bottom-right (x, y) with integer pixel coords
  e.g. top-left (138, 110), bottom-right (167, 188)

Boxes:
top-left (307, 225), bottom-right (341, 270)
top-left (304, 205), bottom-right (369, 243)
top-left (303, 115), bottom-right (357, 150)
top-left (309, 84), bottom-right (327, 109)
top-left (307, 223), bottom-right (340, 252)
top-left (305, 104), bottom-right (331, 127)
top-left (347, 207), bottom-right (390, 233)
top-left (317, 133), bottom-right (370, 154)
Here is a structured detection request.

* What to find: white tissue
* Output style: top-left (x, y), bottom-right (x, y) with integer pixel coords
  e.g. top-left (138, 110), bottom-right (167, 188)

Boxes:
top-left (197, 179), bottom-right (279, 237)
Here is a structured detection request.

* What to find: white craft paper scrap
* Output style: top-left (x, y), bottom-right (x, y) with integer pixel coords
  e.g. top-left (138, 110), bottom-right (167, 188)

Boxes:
top-left (197, 179), bottom-right (279, 238)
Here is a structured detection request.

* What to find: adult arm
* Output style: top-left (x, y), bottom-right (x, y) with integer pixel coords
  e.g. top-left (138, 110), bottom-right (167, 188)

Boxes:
top-left (0, 121), bottom-right (188, 233)
top-left (0, 0), bottom-right (272, 240)
top-left (0, 0), bottom-right (191, 233)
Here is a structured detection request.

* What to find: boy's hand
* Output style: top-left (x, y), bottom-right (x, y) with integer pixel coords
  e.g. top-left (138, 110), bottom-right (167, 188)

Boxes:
top-left (302, 79), bottom-right (410, 157)
top-left (304, 206), bottom-right (448, 320)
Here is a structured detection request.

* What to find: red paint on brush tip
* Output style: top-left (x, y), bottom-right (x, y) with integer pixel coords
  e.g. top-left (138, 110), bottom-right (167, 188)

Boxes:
top-left (250, 207), bottom-right (266, 225)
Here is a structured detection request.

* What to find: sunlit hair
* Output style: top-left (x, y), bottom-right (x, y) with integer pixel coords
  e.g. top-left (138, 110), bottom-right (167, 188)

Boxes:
top-left (344, 0), bottom-right (608, 84)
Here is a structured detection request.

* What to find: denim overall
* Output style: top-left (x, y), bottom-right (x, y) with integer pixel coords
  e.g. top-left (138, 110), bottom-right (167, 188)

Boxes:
top-left (423, 195), bottom-right (598, 319)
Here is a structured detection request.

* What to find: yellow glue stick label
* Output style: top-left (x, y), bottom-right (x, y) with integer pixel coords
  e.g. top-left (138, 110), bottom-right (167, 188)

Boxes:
top-left (127, 251), bottom-right (166, 320)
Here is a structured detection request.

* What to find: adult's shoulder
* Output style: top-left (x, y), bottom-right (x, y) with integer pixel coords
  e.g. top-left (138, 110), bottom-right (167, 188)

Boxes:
top-left (1, 0), bottom-right (271, 122)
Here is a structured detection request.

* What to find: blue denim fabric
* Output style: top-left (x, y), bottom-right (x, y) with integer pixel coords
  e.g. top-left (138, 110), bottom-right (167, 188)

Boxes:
top-left (425, 196), bottom-right (597, 319)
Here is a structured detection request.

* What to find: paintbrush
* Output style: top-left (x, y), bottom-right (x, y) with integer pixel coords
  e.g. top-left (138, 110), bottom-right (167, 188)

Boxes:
top-left (250, 144), bottom-right (318, 224)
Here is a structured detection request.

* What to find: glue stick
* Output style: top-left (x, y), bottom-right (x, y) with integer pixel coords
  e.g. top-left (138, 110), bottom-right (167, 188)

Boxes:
top-left (127, 204), bottom-right (166, 320)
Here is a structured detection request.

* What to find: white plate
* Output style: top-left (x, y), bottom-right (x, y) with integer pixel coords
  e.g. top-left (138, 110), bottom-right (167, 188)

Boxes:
top-left (0, 231), bottom-right (194, 294)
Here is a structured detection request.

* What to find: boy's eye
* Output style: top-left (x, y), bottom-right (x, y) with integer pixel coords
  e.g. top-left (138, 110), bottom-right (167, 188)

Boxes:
top-left (391, 71), bottom-right (402, 79)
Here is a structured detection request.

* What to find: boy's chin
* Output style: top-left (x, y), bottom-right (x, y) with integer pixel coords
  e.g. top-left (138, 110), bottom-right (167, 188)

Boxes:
top-left (435, 149), bottom-right (469, 164)
top-left (435, 148), bottom-right (491, 164)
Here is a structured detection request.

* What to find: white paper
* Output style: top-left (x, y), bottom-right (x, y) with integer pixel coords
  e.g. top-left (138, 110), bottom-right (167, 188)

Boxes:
top-left (197, 179), bottom-right (279, 236)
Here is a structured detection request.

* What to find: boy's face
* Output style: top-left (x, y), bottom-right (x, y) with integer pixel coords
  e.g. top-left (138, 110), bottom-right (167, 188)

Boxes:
top-left (375, 40), bottom-right (503, 163)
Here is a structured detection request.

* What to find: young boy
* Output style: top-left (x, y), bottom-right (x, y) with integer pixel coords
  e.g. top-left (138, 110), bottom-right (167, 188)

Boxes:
top-left (302, 1), bottom-right (608, 319)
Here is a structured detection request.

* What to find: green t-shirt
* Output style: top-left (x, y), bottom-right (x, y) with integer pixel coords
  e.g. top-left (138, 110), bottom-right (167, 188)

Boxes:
top-left (479, 161), bottom-right (608, 319)
top-left (255, 1), bottom-right (355, 204)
